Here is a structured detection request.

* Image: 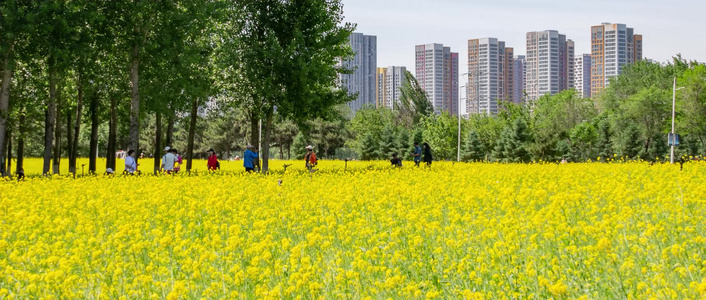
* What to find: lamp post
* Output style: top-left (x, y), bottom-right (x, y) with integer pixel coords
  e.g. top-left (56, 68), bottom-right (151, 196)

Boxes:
top-left (670, 77), bottom-right (685, 164)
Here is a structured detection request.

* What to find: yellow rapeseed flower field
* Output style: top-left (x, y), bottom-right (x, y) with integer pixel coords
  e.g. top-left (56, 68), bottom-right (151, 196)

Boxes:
top-left (2, 158), bottom-right (706, 299)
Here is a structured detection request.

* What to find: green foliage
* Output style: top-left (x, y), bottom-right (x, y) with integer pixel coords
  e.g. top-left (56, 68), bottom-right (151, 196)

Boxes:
top-left (395, 130), bottom-right (411, 160)
top-left (377, 125), bottom-right (396, 160)
top-left (291, 132), bottom-right (307, 160)
top-left (461, 131), bottom-right (484, 162)
top-left (397, 70), bottom-right (433, 126)
top-left (421, 113), bottom-right (458, 161)
top-left (359, 133), bottom-right (378, 161)
top-left (493, 118), bottom-right (532, 163)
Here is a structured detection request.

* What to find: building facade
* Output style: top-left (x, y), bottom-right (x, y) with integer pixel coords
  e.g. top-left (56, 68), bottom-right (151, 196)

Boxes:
top-left (513, 55), bottom-right (526, 103)
top-left (573, 54), bottom-right (592, 98)
top-left (376, 66), bottom-right (407, 109)
top-left (415, 43), bottom-right (459, 115)
top-left (525, 30), bottom-right (574, 101)
top-left (340, 32), bottom-right (377, 113)
top-left (376, 68), bottom-right (387, 108)
top-left (467, 38), bottom-right (513, 115)
top-left (591, 23), bottom-right (642, 97)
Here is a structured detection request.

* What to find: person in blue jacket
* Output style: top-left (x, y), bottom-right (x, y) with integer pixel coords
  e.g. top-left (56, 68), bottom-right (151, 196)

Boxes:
top-left (243, 145), bottom-right (259, 172)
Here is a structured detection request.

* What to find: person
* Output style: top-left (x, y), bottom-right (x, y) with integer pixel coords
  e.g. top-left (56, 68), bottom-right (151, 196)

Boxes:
top-left (105, 168), bottom-right (115, 177)
top-left (161, 146), bottom-right (176, 174)
top-left (412, 142), bottom-right (422, 167)
top-left (207, 148), bottom-right (219, 171)
top-left (561, 158), bottom-right (567, 164)
top-left (390, 153), bottom-right (402, 167)
top-left (305, 145), bottom-right (317, 171)
top-left (243, 145), bottom-right (258, 172)
top-left (17, 168), bottom-right (25, 181)
top-left (124, 150), bottom-right (137, 174)
top-left (139, 152), bottom-right (145, 159)
top-left (422, 142), bottom-right (433, 167)
top-left (172, 149), bottom-right (182, 173)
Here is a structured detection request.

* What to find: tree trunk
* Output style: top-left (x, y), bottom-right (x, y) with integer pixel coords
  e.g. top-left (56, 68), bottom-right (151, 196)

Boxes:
top-left (287, 143), bottom-right (291, 160)
top-left (66, 108), bottom-right (72, 175)
top-left (250, 112), bottom-right (260, 149)
top-left (166, 113), bottom-right (174, 146)
top-left (279, 141), bottom-right (284, 160)
top-left (69, 78), bottom-right (83, 175)
top-left (154, 112), bottom-right (162, 174)
top-left (16, 112), bottom-right (24, 175)
top-left (4, 129), bottom-right (10, 176)
top-left (43, 68), bottom-right (58, 175)
top-left (106, 96), bottom-right (117, 171)
top-left (53, 89), bottom-right (62, 175)
top-left (261, 107), bottom-right (274, 173)
top-left (89, 91), bottom-right (99, 173)
top-left (0, 56), bottom-right (12, 177)
top-left (129, 44), bottom-right (140, 156)
top-left (186, 97), bottom-right (198, 172)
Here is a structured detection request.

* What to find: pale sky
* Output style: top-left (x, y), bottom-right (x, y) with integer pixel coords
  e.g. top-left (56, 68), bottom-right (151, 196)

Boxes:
top-left (342, 0), bottom-right (706, 72)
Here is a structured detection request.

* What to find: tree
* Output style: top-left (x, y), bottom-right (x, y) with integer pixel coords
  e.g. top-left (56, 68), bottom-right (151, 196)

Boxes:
top-left (395, 129), bottom-right (411, 160)
top-left (594, 118), bottom-right (613, 161)
top-left (397, 70), bottom-right (433, 127)
top-left (377, 125), bottom-right (396, 159)
top-left (422, 113), bottom-right (458, 161)
top-left (359, 133), bottom-right (378, 161)
top-left (569, 121), bottom-right (598, 162)
top-left (493, 118), bottom-right (532, 163)
top-left (461, 131), bottom-right (484, 162)
top-left (677, 65), bottom-right (706, 150)
top-left (291, 131), bottom-right (307, 160)
top-left (225, 0), bottom-right (354, 173)
top-left (617, 124), bottom-right (642, 160)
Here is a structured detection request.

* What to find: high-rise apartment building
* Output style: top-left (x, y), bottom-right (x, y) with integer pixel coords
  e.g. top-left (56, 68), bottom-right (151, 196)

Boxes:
top-left (591, 23), bottom-right (642, 97)
top-left (467, 38), bottom-right (513, 115)
top-left (415, 44), bottom-right (459, 115)
top-left (525, 30), bottom-right (574, 101)
top-left (574, 54), bottom-right (592, 98)
top-left (513, 55), bottom-right (526, 103)
top-left (340, 32), bottom-right (377, 113)
top-left (375, 66), bottom-right (407, 109)
top-left (376, 68), bottom-right (387, 108)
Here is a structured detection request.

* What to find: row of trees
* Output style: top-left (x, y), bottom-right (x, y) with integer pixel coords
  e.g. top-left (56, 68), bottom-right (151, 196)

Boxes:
top-left (0, 0), bottom-right (355, 176)
top-left (346, 57), bottom-right (706, 163)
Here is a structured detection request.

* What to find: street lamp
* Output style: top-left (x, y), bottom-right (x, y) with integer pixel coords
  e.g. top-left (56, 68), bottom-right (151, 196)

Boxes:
top-left (670, 77), bottom-right (685, 164)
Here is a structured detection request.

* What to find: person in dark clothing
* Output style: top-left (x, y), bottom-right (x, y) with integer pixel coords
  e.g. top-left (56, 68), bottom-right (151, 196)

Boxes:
top-left (390, 153), bottom-right (402, 167)
top-left (422, 142), bottom-right (433, 167)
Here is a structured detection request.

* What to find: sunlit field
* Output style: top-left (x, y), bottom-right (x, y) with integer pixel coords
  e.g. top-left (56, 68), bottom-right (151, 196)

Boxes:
top-left (2, 159), bottom-right (706, 299)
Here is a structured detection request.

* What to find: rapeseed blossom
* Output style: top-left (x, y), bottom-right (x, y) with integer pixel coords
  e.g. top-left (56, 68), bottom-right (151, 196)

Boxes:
top-left (1, 159), bottom-right (705, 298)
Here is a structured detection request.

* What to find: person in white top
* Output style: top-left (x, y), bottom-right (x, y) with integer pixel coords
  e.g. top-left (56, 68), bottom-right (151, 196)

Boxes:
top-left (125, 150), bottom-right (137, 174)
top-left (161, 146), bottom-right (176, 173)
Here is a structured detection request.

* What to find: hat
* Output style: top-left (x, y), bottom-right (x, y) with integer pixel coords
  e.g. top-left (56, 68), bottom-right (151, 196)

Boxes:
top-left (247, 145), bottom-right (254, 149)
top-left (106, 168), bottom-right (114, 174)
top-left (306, 145), bottom-right (313, 150)
top-left (164, 146), bottom-right (171, 151)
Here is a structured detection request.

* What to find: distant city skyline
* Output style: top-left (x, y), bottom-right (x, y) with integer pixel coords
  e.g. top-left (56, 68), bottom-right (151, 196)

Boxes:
top-left (341, 0), bottom-right (705, 71)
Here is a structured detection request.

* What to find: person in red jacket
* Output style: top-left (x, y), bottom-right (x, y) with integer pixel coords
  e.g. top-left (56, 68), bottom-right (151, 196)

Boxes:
top-left (207, 148), bottom-right (219, 171)
top-left (305, 145), bottom-right (317, 171)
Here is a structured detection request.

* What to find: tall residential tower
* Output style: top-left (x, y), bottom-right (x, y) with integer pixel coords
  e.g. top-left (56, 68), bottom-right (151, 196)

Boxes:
top-left (574, 54), bottom-right (592, 99)
top-left (467, 38), bottom-right (514, 114)
top-left (525, 30), bottom-right (574, 101)
top-left (340, 32), bottom-right (377, 113)
top-left (415, 43), bottom-right (459, 115)
top-left (376, 66), bottom-right (407, 109)
top-left (591, 23), bottom-right (642, 97)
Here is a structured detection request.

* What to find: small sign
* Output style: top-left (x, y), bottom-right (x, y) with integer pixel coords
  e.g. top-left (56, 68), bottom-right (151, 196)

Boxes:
top-left (668, 133), bottom-right (680, 146)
